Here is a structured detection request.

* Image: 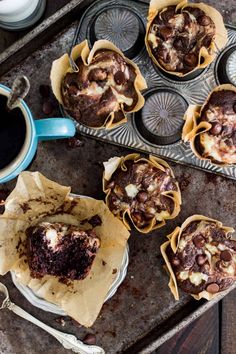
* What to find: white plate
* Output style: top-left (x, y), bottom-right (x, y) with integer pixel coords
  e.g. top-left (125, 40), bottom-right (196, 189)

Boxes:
top-left (11, 194), bottom-right (129, 315)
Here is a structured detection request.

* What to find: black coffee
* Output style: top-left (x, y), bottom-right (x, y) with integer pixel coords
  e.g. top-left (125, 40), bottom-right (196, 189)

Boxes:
top-left (0, 94), bottom-right (26, 170)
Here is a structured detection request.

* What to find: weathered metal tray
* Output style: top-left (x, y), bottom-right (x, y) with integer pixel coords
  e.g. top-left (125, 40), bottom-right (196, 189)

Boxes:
top-left (0, 1), bottom-right (235, 354)
top-left (64, 0), bottom-right (236, 181)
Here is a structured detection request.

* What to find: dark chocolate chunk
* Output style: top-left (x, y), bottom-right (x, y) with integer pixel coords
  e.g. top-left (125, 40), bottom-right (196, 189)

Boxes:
top-left (39, 84), bottom-right (50, 98)
top-left (202, 34), bottom-right (213, 48)
top-left (206, 283), bottom-right (219, 293)
top-left (159, 27), bottom-right (173, 41)
top-left (161, 6), bottom-right (176, 22)
top-left (42, 101), bottom-right (54, 115)
top-left (193, 235), bottom-right (205, 248)
top-left (196, 254), bottom-right (207, 265)
top-left (143, 212), bottom-right (155, 220)
top-left (83, 333), bottom-right (97, 345)
top-left (183, 53), bottom-right (198, 67)
top-left (136, 191), bottom-right (148, 203)
top-left (68, 85), bottom-right (78, 96)
top-left (222, 125), bottom-right (233, 137)
top-left (88, 68), bottom-right (107, 82)
top-left (197, 15), bottom-right (211, 26)
top-left (209, 122), bottom-right (222, 136)
top-left (220, 250), bottom-right (232, 262)
top-left (67, 135), bottom-right (83, 148)
top-left (114, 71), bottom-right (126, 85)
top-left (173, 36), bottom-right (189, 52)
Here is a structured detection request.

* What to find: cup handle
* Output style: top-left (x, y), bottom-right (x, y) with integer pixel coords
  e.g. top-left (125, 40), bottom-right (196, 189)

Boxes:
top-left (35, 118), bottom-right (76, 141)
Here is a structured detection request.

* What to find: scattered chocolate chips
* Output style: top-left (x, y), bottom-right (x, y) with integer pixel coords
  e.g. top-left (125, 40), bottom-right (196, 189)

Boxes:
top-left (67, 134), bottom-right (83, 148)
top-left (39, 84), bottom-right (50, 98)
top-left (193, 234), bottom-right (205, 248)
top-left (220, 250), bottom-right (232, 262)
top-left (42, 100), bottom-right (54, 115)
top-left (83, 333), bottom-right (97, 345)
top-left (197, 15), bottom-right (211, 26)
top-left (210, 122), bottom-right (222, 136)
top-left (206, 283), bottom-right (219, 293)
top-left (112, 268), bottom-right (117, 274)
top-left (114, 71), bottom-right (126, 85)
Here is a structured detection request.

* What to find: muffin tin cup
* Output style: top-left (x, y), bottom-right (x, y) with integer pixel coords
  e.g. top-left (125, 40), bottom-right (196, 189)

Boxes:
top-left (71, 0), bottom-right (236, 180)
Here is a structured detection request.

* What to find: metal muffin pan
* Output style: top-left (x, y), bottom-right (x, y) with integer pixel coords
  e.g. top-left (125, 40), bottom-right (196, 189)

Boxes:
top-left (69, 0), bottom-right (236, 180)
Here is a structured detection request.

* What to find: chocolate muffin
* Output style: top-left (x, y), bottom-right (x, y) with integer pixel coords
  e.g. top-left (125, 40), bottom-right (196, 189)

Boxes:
top-left (146, 0), bottom-right (227, 76)
top-left (161, 216), bottom-right (235, 300)
top-left (27, 222), bottom-right (100, 280)
top-left (182, 84), bottom-right (236, 165)
top-left (103, 154), bottom-right (181, 233)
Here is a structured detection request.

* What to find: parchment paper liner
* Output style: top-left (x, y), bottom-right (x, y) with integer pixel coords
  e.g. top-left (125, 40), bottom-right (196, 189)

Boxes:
top-left (103, 153), bottom-right (182, 234)
top-left (145, 0), bottom-right (228, 77)
top-left (182, 84), bottom-right (236, 166)
top-left (50, 39), bottom-right (147, 129)
top-left (0, 172), bottom-right (130, 327)
top-left (160, 214), bottom-right (235, 301)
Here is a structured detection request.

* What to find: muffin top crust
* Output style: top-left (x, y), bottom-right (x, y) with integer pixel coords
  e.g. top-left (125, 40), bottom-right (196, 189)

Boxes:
top-left (168, 220), bottom-right (236, 295)
top-left (147, 5), bottom-right (216, 74)
top-left (62, 50), bottom-right (139, 127)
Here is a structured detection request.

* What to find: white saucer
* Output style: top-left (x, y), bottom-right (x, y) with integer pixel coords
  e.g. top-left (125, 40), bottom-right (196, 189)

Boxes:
top-left (11, 194), bottom-right (129, 315)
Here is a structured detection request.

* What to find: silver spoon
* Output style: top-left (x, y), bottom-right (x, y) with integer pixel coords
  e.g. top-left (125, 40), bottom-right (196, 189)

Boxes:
top-left (0, 282), bottom-right (105, 354)
top-left (7, 76), bottom-right (30, 110)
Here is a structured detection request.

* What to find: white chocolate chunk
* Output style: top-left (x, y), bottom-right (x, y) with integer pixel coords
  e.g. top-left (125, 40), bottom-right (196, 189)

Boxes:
top-left (189, 272), bottom-right (208, 286)
top-left (148, 33), bottom-right (158, 48)
top-left (179, 271), bottom-right (189, 280)
top-left (45, 228), bottom-right (60, 249)
top-left (205, 243), bottom-right (219, 255)
top-left (155, 210), bottom-right (170, 221)
top-left (125, 184), bottom-right (139, 198)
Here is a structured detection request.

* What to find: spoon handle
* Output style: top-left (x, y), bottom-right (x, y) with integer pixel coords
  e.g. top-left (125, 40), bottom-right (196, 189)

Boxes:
top-left (8, 302), bottom-right (105, 354)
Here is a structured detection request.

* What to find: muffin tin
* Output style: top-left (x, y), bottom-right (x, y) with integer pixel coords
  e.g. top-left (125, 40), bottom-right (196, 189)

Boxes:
top-left (64, 0), bottom-right (236, 180)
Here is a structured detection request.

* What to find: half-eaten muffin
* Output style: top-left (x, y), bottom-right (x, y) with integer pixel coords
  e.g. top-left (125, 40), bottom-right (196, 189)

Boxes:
top-left (27, 222), bottom-right (100, 280)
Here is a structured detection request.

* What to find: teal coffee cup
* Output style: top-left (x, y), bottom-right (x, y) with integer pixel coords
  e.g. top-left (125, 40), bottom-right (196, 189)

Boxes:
top-left (0, 84), bottom-right (76, 183)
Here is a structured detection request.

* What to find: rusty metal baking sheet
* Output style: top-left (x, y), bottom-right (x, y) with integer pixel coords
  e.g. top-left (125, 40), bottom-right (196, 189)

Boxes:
top-left (0, 1), bottom-right (236, 353)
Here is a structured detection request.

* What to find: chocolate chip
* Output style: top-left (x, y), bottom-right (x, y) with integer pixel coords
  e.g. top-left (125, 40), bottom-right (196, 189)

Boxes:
top-left (206, 283), bottom-right (219, 293)
top-left (172, 256), bottom-right (180, 266)
top-left (202, 34), bottom-right (213, 48)
top-left (159, 27), bottom-right (173, 41)
top-left (68, 85), bottom-right (78, 95)
top-left (161, 7), bottom-right (175, 22)
top-left (88, 68), bottom-right (107, 82)
top-left (183, 53), bottom-right (198, 67)
top-left (196, 254), bottom-right (207, 265)
top-left (39, 84), bottom-right (50, 98)
top-left (107, 181), bottom-right (115, 189)
top-left (83, 333), bottom-right (97, 345)
top-left (88, 215), bottom-right (102, 227)
top-left (210, 122), bottom-right (222, 135)
top-left (220, 250), bottom-right (232, 262)
top-left (197, 15), bottom-right (211, 26)
top-left (136, 191), bottom-right (148, 203)
top-left (67, 135), bottom-right (83, 148)
top-left (132, 211), bottom-right (144, 226)
top-left (193, 235), bottom-right (205, 248)
top-left (143, 212), bottom-right (155, 220)
top-left (114, 71), bottom-right (126, 85)
top-left (42, 100), bottom-right (54, 115)
top-left (233, 102), bottom-right (236, 113)
top-left (156, 45), bottom-right (170, 63)
top-left (173, 36), bottom-right (189, 52)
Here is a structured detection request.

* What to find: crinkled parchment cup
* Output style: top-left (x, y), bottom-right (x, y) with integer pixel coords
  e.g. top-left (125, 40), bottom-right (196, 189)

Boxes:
top-left (182, 84), bottom-right (236, 166)
top-left (160, 215), bottom-right (235, 301)
top-left (0, 172), bottom-right (130, 327)
top-left (145, 0), bottom-right (228, 77)
top-left (103, 153), bottom-right (181, 234)
top-left (50, 39), bottom-right (147, 129)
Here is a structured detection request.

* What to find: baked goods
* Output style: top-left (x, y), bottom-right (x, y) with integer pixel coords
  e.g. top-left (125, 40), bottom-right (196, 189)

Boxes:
top-left (161, 215), bottom-right (235, 300)
top-left (145, 0), bottom-right (227, 76)
top-left (0, 172), bottom-right (130, 327)
top-left (103, 153), bottom-right (181, 233)
top-left (50, 39), bottom-right (147, 129)
top-left (27, 222), bottom-right (100, 280)
top-left (182, 84), bottom-right (236, 165)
